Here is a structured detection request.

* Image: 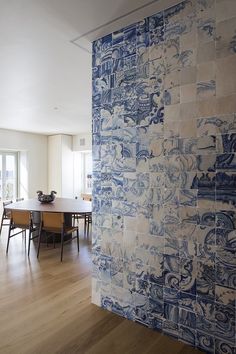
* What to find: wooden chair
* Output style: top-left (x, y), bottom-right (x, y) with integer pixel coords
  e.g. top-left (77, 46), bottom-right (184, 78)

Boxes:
top-left (0, 200), bottom-right (13, 235)
top-left (6, 210), bottom-right (38, 256)
top-left (37, 212), bottom-right (79, 262)
top-left (82, 195), bottom-right (92, 238)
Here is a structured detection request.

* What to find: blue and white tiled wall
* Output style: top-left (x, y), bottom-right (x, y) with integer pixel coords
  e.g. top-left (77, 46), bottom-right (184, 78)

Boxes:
top-left (91, 0), bottom-right (236, 353)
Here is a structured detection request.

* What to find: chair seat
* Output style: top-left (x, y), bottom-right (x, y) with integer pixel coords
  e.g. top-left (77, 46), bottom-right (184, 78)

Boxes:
top-left (38, 212), bottom-right (80, 261)
top-left (43, 226), bottom-right (78, 234)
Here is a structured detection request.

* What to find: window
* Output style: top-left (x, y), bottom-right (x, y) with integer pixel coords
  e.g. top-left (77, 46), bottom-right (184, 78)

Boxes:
top-left (73, 151), bottom-right (92, 198)
top-left (83, 152), bottom-right (92, 193)
top-left (0, 152), bottom-right (18, 201)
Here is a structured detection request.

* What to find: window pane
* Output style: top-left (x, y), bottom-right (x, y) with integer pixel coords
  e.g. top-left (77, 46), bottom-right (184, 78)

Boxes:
top-left (5, 155), bottom-right (16, 200)
top-left (0, 155), bottom-right (2, 201)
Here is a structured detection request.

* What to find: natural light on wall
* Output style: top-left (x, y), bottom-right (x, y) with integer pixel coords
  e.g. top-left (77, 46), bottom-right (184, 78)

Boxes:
top-left (73, 151), bottom-right (92, 199)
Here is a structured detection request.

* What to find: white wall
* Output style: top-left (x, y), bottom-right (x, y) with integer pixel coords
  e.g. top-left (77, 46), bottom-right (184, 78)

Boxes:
top-left (0, 129), bottom-right (48, 198)
top-left (48, 135), bottom-right (62, 196)
top-left (73, 133), bottom-right (92, 151)
top-left (48, 134), bottom-right (73, 198)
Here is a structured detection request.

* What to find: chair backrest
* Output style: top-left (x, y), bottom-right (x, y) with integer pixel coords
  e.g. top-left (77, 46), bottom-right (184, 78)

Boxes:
top-left (11, 210), bottom-right (31, 227)
top-left (41, 212), bottom-right (64, 229)
top-left (81, 193), bottom-right (92, 201)
top-left (16, 198), bottom-right (24, 202)
top-left (3, 200), bottom-right (13, 208)
top-left (2, 200), bottom-right (13, 218)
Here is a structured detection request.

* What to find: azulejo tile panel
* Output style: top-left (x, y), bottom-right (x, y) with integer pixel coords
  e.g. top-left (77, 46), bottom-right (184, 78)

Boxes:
top-left (92, 0), bottom-right (236, 353)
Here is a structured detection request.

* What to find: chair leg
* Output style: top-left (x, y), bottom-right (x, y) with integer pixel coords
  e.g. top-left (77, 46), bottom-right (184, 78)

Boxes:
top-left (84, 214), bottom-right (86, 238)
top-left (0, 214), bottom-right (4, 235)
top-left (77, 228), bottom-right (79, 252)
top-left (60, 231), bottom-right (64, 262)
top-left (87, 219), bottom-right (90, 238)
top-left (6, 225), bottom-right (12, 254)
top-left (37, 224), bottom-right (42, 258)
top-left (28, 229), bottom-right (31, 256)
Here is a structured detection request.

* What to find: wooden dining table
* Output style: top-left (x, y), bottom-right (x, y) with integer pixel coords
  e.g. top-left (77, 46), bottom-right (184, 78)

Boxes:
top-left (6, 197), bottom-right (92, 241)
top-left (5, 197), bottom-right (92, 214)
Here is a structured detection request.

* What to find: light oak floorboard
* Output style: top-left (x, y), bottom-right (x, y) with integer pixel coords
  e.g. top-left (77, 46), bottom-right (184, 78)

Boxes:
top-left (0, 225), bottom-right (204, 354)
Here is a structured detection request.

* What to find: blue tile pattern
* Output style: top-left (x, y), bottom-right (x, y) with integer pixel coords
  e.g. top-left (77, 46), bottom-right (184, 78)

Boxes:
top-left (92, 0), bottom-right (236, 353)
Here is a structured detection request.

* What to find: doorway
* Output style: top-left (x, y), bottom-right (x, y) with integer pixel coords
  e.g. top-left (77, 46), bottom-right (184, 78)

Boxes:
top-left (0, 152), bottom-right (18, 201)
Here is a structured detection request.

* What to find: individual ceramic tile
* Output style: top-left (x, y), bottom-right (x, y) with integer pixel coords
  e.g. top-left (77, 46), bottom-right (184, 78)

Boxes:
top-left (164, 138), bottom-right (182, 155)
top-left (215, 284), bottom-right (236, 307)
top-left (197, 96), bottom-right (218, 117)
top-left (196, 331), bottom-right (214, 353)
top-left (197, 117), bottom-right (217, 137)
top-left (197, 61), bottom-right (216, 82)
top-left (197, 189), bottom-right (216, 209)
top-left (179, 239), bottom-right (197, 258)
top-left (164, 286), bottom-right (179, 305)
top-left (197, 80), bottom-right (216, 101)
top-left (215, 189), bottom-right (236, 211)
top-left (179, 48), bottom-right (197, 68)
top-left (215, 302), bottom-right (236, 342)
top-left (164, 38), bottom-right (180, 72)
top-left (216, 0), bottom-right (236, 23)
top-left (198, 208), bottom-right (216, 227)
top-left (164, 302), bottom-right (178, 323)
top-left (217, 134), bottom-right (236, 153)
top-left (179, 206), bottom-right (199, 225)
top-left (197, 135), bottom-right (216, 154)
top-left (196, 0), bottom-right (215, 18)
top-left (197, 17), bottom-right (216, 44)
top-left (179, 325), bottom-right (196, 346)
top-left (215, 258), bottom-right (236, 289)
top-left (134, 292), bottom-right (150, 326)
top-left (164, 103), bottom-right (180, 121)
top-left (217, 94), bottom-right (236, 115)
top-left (216, 55), bottom-right (236, 97)
top-left (180, 171), bottom-right (198, 189)
top-left (216, 17), bottom-right (236, 58)
top-left (180, 101), bottom-right (198, 120)
top-left (181, 137), bottom-right (198, 154)
top-left (179, 257), bottom-right (197, 294)
top-left (179, 189), bottom-right (198, 207)
top-left (197, 259), bottom-right (215, 298)
top-left (164, 236), bottom-right (179, 256)
top-left (178, 154), bottom-right (198, 172)
top-left (179, 308), bottom-right (196, 328)
top-left (164, 120), bottom-right (179, 138)
top-left (216, 153), bottom-right (236, 171)
top-left (215, 338), bottom-right (236, 354)
top-left (196, 224), bottom-right (216, 260)
top-left (196, 314), bottom-right (215, 335)
top-left (164, 86), bottom-right (180, 106)
top-left (180, 66), bottom-right (197, 85)
top-left (180, 28), bottom-right (198, 50)
top-left (180, 84), bottom-right (197, 104)
top-left (149, 155), bottom-right (165, 172)
top-left (150, 187), bottom-right (165, 206)
top-left (164, 188), bottom-right (179, 206)
top-left (178, 291), bottom-right (196, 312)
top-left (197, 154), bottom-right (216, 172)
top-left (216, 210), bottom-right (236, 230)
top-left (216, 171), bottom-right (236, 190)
top-left (197, 41), bottom-right (215, 63)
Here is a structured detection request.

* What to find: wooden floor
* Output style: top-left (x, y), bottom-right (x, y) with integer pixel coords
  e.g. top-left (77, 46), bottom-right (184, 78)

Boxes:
top-left (0, 224), bottom-right (204, 354)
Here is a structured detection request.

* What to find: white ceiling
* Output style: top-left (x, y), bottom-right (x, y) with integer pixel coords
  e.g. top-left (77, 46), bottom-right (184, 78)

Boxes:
top-left (0, 0), bottom-right (178, 135)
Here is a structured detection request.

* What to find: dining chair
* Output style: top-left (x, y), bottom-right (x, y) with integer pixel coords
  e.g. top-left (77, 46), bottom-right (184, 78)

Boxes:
top-left (6, 210), bottom-right (39, 256)
top-left (37, 212), bottom-right (79, 262)
top-left (82, 195), bottom-right (92, 238)
top-left (72, 196), bottom-right (84, 227)
top-left (0, 200), bottom-right (13, 235)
